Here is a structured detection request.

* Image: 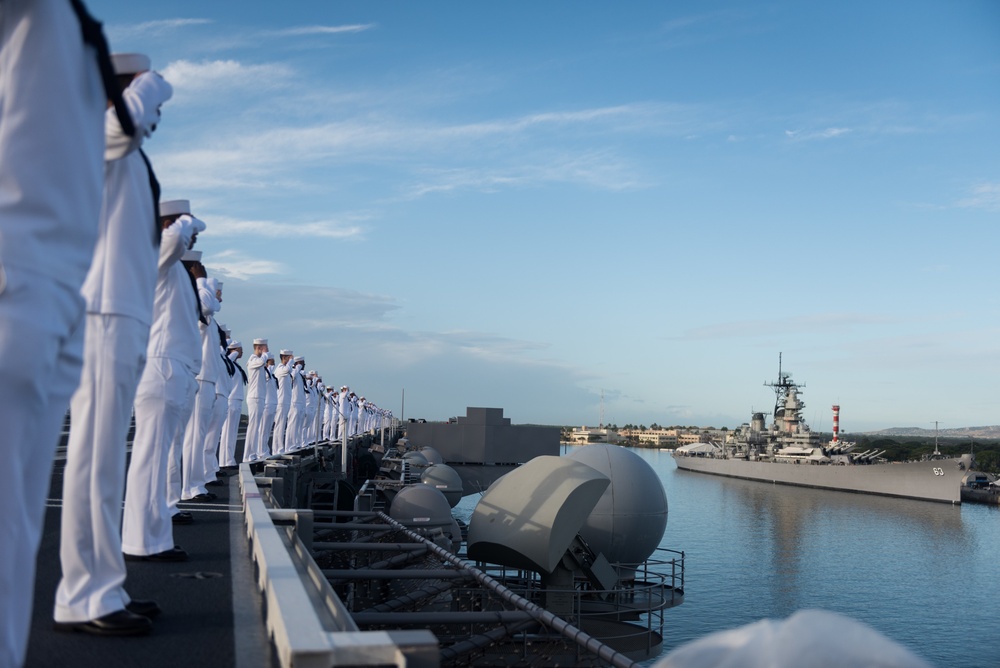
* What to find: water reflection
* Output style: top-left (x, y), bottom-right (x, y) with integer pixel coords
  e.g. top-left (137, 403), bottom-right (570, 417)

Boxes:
top-left (627, 447), bottom-right (995, 668)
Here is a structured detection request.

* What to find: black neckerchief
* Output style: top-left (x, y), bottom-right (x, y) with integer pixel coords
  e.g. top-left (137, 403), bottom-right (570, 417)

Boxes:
top-left (138, 150), bottom-right (161, 246)
top-left (68, 0), bottom-right (135, 137)
top-left (182, 265), bottom-right (206, 324)
top-left (234, 361), bottom-right (248, 385)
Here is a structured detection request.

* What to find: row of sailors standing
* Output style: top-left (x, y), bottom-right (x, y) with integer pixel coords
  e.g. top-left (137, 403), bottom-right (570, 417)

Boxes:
top-left (241, 341), bottom-right (385, 462)
top-left (0, 15), bottom-right (390, 656)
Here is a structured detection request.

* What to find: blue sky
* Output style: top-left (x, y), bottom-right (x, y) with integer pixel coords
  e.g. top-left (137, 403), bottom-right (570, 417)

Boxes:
top-left (90, 1), bottom-right (1000, 432)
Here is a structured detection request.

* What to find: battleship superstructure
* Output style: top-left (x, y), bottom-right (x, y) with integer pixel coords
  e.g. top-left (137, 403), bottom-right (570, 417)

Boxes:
top-left (672, 357), bottom-right (967, 504)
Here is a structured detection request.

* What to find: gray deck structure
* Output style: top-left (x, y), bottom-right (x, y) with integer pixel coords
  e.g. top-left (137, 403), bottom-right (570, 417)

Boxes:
top-left (26, 410), bottom-right (680, 667)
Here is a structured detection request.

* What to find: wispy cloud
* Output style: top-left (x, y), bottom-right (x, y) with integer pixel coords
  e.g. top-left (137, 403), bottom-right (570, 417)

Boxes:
top-left (956, 182), bottom-right (1000, 212)
top-left (204, 250), bottom-right (285, 280)
top-left (157, 102), bottom-right (668, 194)
top-left (404, 150), bottom-right (645, 198)
top-left (784, 127), bottom-right (852, 141)
top-left (269, 24), bottom-right (376, 37)
top-left (201, 215), bottom-right (366, 240)
top-left (160, 59), bottom-right (294, 97)
top-left (674, 312), bottom-right (899, 341)
top-left (108, 18), bottom-right (212, 42)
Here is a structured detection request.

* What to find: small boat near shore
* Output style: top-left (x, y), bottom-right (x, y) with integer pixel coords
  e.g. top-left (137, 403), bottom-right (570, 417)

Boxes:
top-left (672, 356), bottom-right (968, 504)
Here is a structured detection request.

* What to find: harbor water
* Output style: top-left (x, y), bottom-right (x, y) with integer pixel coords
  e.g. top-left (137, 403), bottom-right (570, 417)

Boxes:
top-left (459, 444), bottom-right (998, 668)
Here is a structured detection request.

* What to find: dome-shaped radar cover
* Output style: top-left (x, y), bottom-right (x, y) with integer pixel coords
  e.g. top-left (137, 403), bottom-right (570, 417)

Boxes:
top-left (467, 456), bottom-right (610, 574)
top-left (567, 444), bottom-right (668, 564)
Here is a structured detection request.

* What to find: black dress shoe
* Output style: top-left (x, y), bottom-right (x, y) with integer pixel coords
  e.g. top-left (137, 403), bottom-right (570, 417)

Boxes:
top-left (125, 599), bottom-right (161, 618)
top-left (205, 479), bottom-right (224, 487)
top-left (172, 511), bottom-right (194, 525)
top-left (124, 546), bottom-right (188, 562)
top-left (54, 609), bottom-right (152, 636)
top-left (184, 492), bottom-right (216, 502)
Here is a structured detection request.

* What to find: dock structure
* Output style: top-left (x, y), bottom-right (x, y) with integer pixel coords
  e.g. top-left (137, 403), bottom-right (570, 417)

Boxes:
top-left (28, 412), bottom-right (682, 667)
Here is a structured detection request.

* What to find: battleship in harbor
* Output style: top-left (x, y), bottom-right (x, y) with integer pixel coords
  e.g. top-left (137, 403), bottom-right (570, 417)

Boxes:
top-left (672, 357), bottom-right (968, 504)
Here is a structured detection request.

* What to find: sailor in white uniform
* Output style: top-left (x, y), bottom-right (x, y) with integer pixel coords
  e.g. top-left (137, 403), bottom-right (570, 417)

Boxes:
top-left (179, 270), bottom-right (223, 501)
top-left (243, 338), bottom-right (268, 461)
top-left (262, 357), bottom-right (278, 455)
top-left (0, 1), bottom-right (121, 657)
top-left (200, 280), bottom-right (230, 487)
top-left (337, 386), bottom-right (351, 441)
top-left (220, 340), bottom-right (247, 467)
top-left (312, 376), bottom-right (326, 443)
top-left (285, 356), bottom-right (306, 450)
top-left (122, 203), bottom-right (204, 562)
top-left (303, 371), bottom-right (316, 445)
top-left (323, 389), bottom-right (333, 441)
top-left (271, 350), bottom-right (293, 455)
top-left (53, 52), bottom-right (172, 637)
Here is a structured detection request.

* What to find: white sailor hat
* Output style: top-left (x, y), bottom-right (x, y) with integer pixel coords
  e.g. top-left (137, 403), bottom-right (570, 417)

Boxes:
top-left (228, 340), bottom-right (242, 349)
top-left (253, 338), bottom-right (268, 345)
top-left (293, 356), bottom-right (304, 363)
top-left (279, 349), bottom-right (293, 356)
top-left (181, 250), bottom-right (202, 262)
top-left (216, 281), bottom-right (224, 290)
top-left (159, 199), bottom-right (190, 217)
top-left (308, 369), bottom-right (317, 375)
top-left (111, 53), bottom-right (151, 75)
top-left (341, 385), bottom-right (348, 391)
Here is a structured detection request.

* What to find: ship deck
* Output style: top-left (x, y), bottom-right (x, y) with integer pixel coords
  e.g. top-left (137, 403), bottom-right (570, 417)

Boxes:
top-left (27, 418), bottom-right (676, 668)
top-left (26, 420), bottom-right (275, 668)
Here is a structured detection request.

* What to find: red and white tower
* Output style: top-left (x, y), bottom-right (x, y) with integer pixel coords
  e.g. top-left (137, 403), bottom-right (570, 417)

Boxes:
top-left (831, 405), bottom-right (840, 444)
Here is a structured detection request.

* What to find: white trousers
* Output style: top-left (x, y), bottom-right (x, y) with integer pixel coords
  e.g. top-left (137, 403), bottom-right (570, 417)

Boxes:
top-left (122, 357), bottom-right (196, 556)
top-left (0, 0), bottom-right (103, 663)
top-left (244, 397), bottom-right (263, 460)
top-left (218, 398), bottom-right (243, 467)
top-left (181, 379), bottom-right (215, 499)
top-left (286, 403), bottom-right (305, 450)
top-left (54, 315), bottom-right (146, 624)
top-left (202, 389), bottom-right (227, 482)
top-left (272, 404), bottom-right (290, 455)
top-left (261, 405), bottom-right (276, 457)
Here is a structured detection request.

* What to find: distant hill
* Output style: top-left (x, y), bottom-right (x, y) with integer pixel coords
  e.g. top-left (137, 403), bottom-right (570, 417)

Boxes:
top-left (863, 426), bottom-right (1000, 439)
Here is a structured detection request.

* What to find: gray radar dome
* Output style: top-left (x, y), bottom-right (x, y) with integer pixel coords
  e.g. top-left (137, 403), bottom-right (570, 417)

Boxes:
top-left (419, 446), bottom-right (444, 465)
top-left (467, 455), bottom-right (610, 574)
top-left (402, 451), bottom-right (429, 467)
top-left (388, 483), bottom-right (453, 527)
top-left (567, 443), bottom-right (667, 564)
top-left (420, 464), bottom-right (464, 508)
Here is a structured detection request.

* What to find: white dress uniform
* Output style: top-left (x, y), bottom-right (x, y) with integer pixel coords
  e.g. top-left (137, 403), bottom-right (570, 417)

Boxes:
top-left (201, 317), bottom-right (230, 484)
top-left (0, 0), bottom-right (105, 661)
top-left (262, 364), bottom-right (278, 455)
top-left (348, 395), bottom-right (359, 436)
top-left (286, 362), bottom-right (306, 450)
top-left (322, 389), bottom-right (333, 440)
top-left (121, 215), bottom-right (203, 557)
top-left (271, 355), bottom-right (292, 454)
top-left (218, 346), bottom-right (246, 467)
top-left (179, 283), bottom-right (222, 500)
top-left (338, 388), bottom-right (350, 441)
top-left (243, 343), bottom-right (268, 461)
top-left (54, 65), bottom-right (172, 626)
top-left (303, 376), bottom-right (316, 444)
top-left (313, 380), bottom-right (325, 442)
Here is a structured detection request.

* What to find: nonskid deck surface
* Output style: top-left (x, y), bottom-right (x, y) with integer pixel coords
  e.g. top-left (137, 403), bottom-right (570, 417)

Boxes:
top-left (26, 420), bottom-right (274, 668)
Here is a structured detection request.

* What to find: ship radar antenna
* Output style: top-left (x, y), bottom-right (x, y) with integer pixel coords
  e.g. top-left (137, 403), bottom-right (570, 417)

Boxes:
top-left (764, 352), bottom-right (805, 423)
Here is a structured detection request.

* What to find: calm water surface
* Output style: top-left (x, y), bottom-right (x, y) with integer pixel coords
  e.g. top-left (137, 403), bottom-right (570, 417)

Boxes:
top-left (459, 445), bottom-right (999, 666)
top-left (624, 445), bottom-right (1000, 667)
